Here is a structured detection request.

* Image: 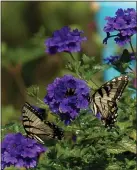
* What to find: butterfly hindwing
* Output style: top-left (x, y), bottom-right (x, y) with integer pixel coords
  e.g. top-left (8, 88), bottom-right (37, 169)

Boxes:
top-left (22, 102), bottom-right (64, 144)
top-left (91, 75), bottom-right (128, 127)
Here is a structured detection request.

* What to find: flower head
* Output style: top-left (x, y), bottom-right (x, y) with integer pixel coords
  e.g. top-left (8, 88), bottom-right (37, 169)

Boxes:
top-left (103, 8), bottom-right (137, 46)
top-left (45, 26), bottom-right (87, 54)
top-left (104, 55), bottom-right (120, 64)
top-left (1, 133), bottom-right (47, 170)
top-left (104, 51), bottom-right (135, 65)
top-left (44, 75), bottom-right (90, 124)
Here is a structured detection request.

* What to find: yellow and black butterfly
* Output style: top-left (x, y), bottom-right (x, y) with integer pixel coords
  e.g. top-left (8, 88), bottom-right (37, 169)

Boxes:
top-left (22, 102), bottom-right (64, 144)
top-left (89, 75), bottom-right (128, 128)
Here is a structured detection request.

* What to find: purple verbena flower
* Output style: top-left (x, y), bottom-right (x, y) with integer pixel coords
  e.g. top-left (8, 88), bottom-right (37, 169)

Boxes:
top-left (1, 133), bottom-right (47, 170)
top-left (104, 51), bottom-right (135, 64)
top-left (114, 35), bottom-right (131, 46)
top-left (45, 26), bottom-right (87, 54)
top-left (104, 55), bottom-right (120, 64)
top-left (103, 8), bottom-right (137, 46)
top-left (44, 75), bottom-right (90, 124)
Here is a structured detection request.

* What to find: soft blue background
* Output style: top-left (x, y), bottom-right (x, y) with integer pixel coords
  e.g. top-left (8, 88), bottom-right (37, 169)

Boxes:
top-left (96, 2), bottom-right (136, 98)
top-left (96, 2), bottom-right (136, 80)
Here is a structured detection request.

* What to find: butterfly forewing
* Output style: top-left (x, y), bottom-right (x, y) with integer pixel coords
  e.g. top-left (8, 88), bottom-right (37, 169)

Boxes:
top-left (91, 75), bottom-right (128, 127)
top-left (22, 102), bottom-right (64, 144)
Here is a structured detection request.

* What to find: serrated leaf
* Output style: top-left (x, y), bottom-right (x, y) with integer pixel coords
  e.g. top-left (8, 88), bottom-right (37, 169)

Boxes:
top-left (82, 54), bottom-right (92, 64)
top-left (106, 164), bottom-right (122, 170)
top-left (107, 137), bottom-right (136, 154)
top-left (120, 138), bottom-right (136, 154)
top-left (26, 85), bottom-right (47, 109)
top-left (107, 147), bottom-right (127, 155)
top-left (27, 85), bottom-right (39, 97)
top-left (13, 124), bottom-right (20, 132)
top-left (128, 129), bottom-right (136, 141)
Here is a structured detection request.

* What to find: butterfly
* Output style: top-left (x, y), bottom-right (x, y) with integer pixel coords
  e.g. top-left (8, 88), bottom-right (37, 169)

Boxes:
top-left (22, 102), bottom-right (64, 144)
top-left (89, 75), bottom-right (128, 128)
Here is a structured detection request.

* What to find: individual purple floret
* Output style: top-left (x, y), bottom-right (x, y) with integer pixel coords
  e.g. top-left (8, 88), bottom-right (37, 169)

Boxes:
top-left (1, 133), bottom-right (47, 170)
top-left (44, 75), bottom-right (90, 125)
top-left (103, 8), bottom-right (137, 46)
top-left (45, 26), bottom-right (87, 54)
top-left (96, 112), bottom-right (102, 120)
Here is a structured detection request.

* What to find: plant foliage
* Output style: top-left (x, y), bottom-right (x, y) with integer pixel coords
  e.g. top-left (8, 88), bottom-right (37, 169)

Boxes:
top-left (2, 7), bottom-right (136, 170)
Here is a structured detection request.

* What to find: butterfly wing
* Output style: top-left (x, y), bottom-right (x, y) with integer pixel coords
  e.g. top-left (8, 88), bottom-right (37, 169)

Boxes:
top-left (22, 102), bottom-right (64, 144)
top-left (91, 75), bottom-right (128, 127)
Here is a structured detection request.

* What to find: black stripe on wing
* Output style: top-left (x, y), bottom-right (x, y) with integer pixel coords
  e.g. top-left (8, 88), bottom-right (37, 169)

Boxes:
top-left (91, 76), bottom-right (128, 128)
top-left (44, 121), bottom-right (64, 140)
top-left (22, 102), bottom-right (44, 120)
top-left (22, 102), bottom-right (64, 144)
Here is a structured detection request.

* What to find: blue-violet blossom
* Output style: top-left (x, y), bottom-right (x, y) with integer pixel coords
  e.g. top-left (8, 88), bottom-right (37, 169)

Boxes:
top-left (1, 133), bottom-right (46, 170)
top-left (45, 26), bottom-right (87, 54)
top-left (104, 52), bottom-right (135, 64)
top-left (44, 75), bottom-right (90, 125)
top-left (103, 8), bottom-right (137, 46)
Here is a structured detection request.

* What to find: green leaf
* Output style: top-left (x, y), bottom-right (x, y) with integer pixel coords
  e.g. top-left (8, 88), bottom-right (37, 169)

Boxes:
top-left (120, 138), bottom-right (136, 154)
top-left (106, 164), bottom-right (123, 170)
top-left (82, 54), bottom-right (95, 64)
top-left (27, 85), bottom-right (39, 97)
top-left (26, 85), bottom-right (47, 109)
top-left (107, 137), bottom-right (136, 154)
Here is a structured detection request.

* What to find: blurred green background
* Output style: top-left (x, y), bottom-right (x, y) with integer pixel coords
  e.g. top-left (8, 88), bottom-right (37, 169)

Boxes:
top-left (2, 1), bottom-right (103, 126)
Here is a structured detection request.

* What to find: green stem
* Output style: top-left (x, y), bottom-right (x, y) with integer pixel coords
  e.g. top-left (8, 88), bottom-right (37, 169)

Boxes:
top-left (68, 52), bottom-right (76, 61)
top-left (77, 116), bottom-right (87, 133)
top-left (129, 40), bottom-right (137, 61)
top-left (67, 52), bottom-right (98, 90)
top-left (128, 65), bottom-right (135, 73)
top-left (76, 70), bottom-right (98, 91)
top-left (129, 40), bottom-right (136, 76)
top-left (90, 78), bottom-right (100, 89)
top-left (77, 118), bottom-right (82, 129)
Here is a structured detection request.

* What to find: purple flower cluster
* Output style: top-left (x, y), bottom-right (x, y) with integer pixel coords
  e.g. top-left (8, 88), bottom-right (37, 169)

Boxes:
top-left (104, 52), bottom-right (135, 64)
top-left (44, 75), bottom-right (90, 125)
top-left (1, 133), bottom-right (46, 170)
top-left (103, 8), bottom-right (137, 46)
top-left (45, 26), bottom-right (87, 54)
top-left (104, 55), bottom-right (120, 64)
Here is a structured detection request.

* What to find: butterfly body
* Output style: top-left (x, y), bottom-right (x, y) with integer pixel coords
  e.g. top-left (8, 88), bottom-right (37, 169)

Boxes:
top-left (22, 102), bottom-right (64, 144)
top-left (90, 75), bottom-right (128, 128)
